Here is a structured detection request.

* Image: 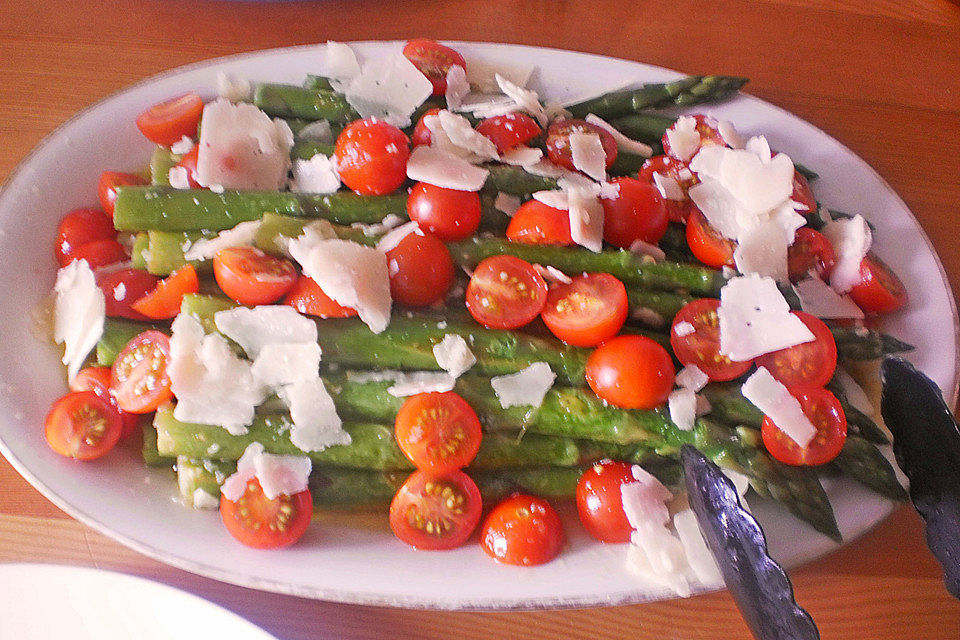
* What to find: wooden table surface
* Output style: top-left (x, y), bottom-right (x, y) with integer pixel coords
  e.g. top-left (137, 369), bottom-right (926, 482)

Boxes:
top-left (3, 0), bottom-right (960, 637)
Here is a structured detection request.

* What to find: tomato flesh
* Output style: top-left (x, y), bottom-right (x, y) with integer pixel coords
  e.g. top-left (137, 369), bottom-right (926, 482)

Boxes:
top-left (762, 388), bottom-right (847, 466)
top-left (638, 155), bottom-right (700, 223)
top-left (790, 170), bottom-right (818, 214)
top-left (386, 231), bottom-right (455, 307)
top-left (576, 460), bottom-right (637, 543)
top-left (97, 269), bottom-right (161, 321)
top-left (670, 298), bottom-right (753, 382)
top-left (402, 39), bottom-right (466, 95)
top-left (788, 227), bottom-right (836, 282)
top-left (389, 470), bottom-right (482, 550)
top-left (395, 392), bottom-right (482, 473)
top-left (848, 255), bottom-right (907, 314)
top-left (131, 264), bottom-right (199, 320)
top-left (600, 177), bottom-right (669, 248)
top-left (55, 208), bottom-right (117, 267)
top-left (173, 145), bottom-right (202, 188)
top-left (111, 330), bottom-right (173, 414)
top-left (475, 112), bottom-right (542, 153)
top-left (756, 311), bottom-right (837, 390)
top-left (541, 273), bottom-right (628, 347)
top-left (334, 118), bottom-right (410, 195)
top-left (213, 246), bottom-right (297, 306)
top-left (44, 390), bottom-right (123, 461)
top-left (545, 119), bottom-right (617, 172)
top-left (220, 478), bottom-right (313, 549)
top-left (411, 108), bottom-right (441, 147)
top-left (465, 255), bottom-right (548, 330)
top-left (70, 366), bottom-right (139, 437)
top-left (98, 171), bottom-right (148, 216)
top-left (505, 200), bottom-right (573, 246)
top-left (70, 239), bottom-right (128, 269)
top-left (586, 335), bottom-right (675, 409)
top-left (686, 209), bottom-right (736, 268)
top-left (406, 182), bottom-right (481, 241)
top-left (480, 494), bottom-right (565, 566)
top-left (283, 275), bottom-right (357, 318)
top-left (136, 93), bottom-right (203, 147)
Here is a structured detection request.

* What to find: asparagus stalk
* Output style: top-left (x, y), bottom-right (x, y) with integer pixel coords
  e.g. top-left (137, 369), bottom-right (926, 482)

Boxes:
top-left (832, 435), bottom-right (907, 501)
top-left (253, 83), bottom-right (360, 123)
top-left (566, 75), bottom-right (749, 120)
top-left (482, 164), bottom-right (558, 196)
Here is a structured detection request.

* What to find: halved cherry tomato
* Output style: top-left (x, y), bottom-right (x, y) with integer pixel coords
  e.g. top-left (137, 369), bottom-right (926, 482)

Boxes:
top-left (213, 246), bottom-right (297, 306)
top-left (70, 366), bottom-right (139, 437)
top-left (395, 392), bottom-right (482, 473)
top-left (406, 182), bottom-right (481, 241)
top-left (637, 155), bottom-right (700, 223)
top-left (475, 112), bottom-right (542, 153)
top-left (790, 170), bottom-right (817, 214)
top-left (386, 231), bottom-right (455, 307)
top-left (545, 119), bottom-right (618, 172)
top-left (787, 228), bottom-right (836, 283)
top-left (670, 298), bottom-right (753, 382)
top-left (585, 335), bottom-right (675, 410)
top-left (686, 209), bottom-right (736, 268)
top-left (761, 387), bottom-right (847, 466)
top-left (402, 39), bottom-right (466, 96)
top-left (131, 264), bottom-right (199, 319)
top-left (173, 145), bottom-right (202, 188)
top-left (98, 171), bottom-right (148, 216)
top-left (480, 493), bottom-right (565, 566)
top-left (505, 200), bottom-right (573, 246)
top-left (600, 177), bottom-right (669, 248)
top-left (334, 118), bottom-right (410, 195)
top-left (756, 311), bottom-right (837, 390)
top-left (541, 273), bottom-right (628, 347)
top-left (70, 239), bottom-right (128, 269)
top-left (576, 460), bottom-right (636, 543)
top-left (465, 255), bottom-right (548, 329)
top-left (411, 107), bottom-right (441, 147)
top-left (44, 390), bottom-right (123, 461)
top-left (220, 478), bottom-right (313, 549)
top-left (55, 208), bottom-right (117, 267)
top-left (283, 275), bottom-right (357, 318)
top-left (662, 114), bottom-right (726, 159)
top-left (848, 255), bottom-right (907, 314)
top-left (110, 330), bottom-right (173, 414)
top-left (97, 268), bottom-right (161, 321)
top-left (389, 469), bottom-right (482, 550)
top-left (135, 93), bottom-right (204, 147)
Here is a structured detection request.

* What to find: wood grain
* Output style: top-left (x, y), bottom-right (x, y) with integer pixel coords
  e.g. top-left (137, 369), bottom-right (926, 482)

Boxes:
top-left (3, 0), bottom-right (960, 638)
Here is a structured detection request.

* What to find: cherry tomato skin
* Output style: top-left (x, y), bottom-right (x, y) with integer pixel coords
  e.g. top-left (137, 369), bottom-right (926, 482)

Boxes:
top-left (576, 460), bottom-right (637, 543)
top-left (756, 311), bottom-right (837, 390)
top-left (637, 155), bottom-right (700, 223)
top-left (97, 269), bottom-right (161, 321)
top-left (670, 298), bottom-right (753, 382)
top-left (541, 273), bottom-right (628, 347)
top-left (411, 107), bottom-right (441, 147)
top-left (787, 227), bottom-right (837, 282)
top-left (55, 208), bottom-right (117, 266)
top-left (848, 255), bottom-right (907, 314)
top-left (130, 264), bottom-right (200, 320)
top-left (465, 255), bottom-right (549, 330)
top-left (662, 114), bottom-right (726, 159)
top-left (394, 392), bottom-right (483, 473)
top-left (283, 276), bottom-right (357, 318)
top-left (761, 388), bottom-right (847, 466)
top-left (480, 494), bottom-right (565, 566)
top-left (213, 246), bottom-right (298, 306)
top-left (98, 171), bottom-right (148, 216)
top-left (110, 330), bottom-right (173, 414)
top-left (389, 470), bottom-right (483, 550)
top-left (585, 335), bottom-right (675, 410)
top-left (475, 112), bottom-right (542, 153)
top-left (386, 231), bottom-right (455, 307)
top-left (334, 119), bottom-right (410, 195)
top-left (70, 239), bottom-right (128, 269)
top-left (545, 119), bottom-right (618, 172)
top-left (406, 182), bottom-right (482, 241)
top-left (790, 170), bottom-right (817, 214)
top-left (220, 478), bottom-right (313, 549)
top-left (44, 391), bottom-right (123, 461)
top-left (505, 200), bottom-right (573, 246)
top-left (173, 145), bottom-right (202, 188)
top-left (686, 209), bottom-right (736, 268)
top-left (600, 177), bottom-right (670, 248)
top-left (70, 366), bottom-right (139, 438)
top-left (402, 39), bottom-right (466, 96)
top-left (135, 93), bottom-right (204, 147)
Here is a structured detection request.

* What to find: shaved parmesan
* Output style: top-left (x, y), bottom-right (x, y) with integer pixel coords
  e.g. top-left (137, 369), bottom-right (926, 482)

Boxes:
top-left (745, 135), bottom-right (772, 163)
top-left (432, 334), bottom-right (477, 378)
top-left (375, 220), bottom-right (419, 253)
top-left (183, 220), bottom-right (261, 261)
top-left (296, 120), bottom-right (334, 143)
top-left (585, 113), bottom-right (653, 157)
top-left (170, 136), bottom-right (195, 155)
top-left (214, 305), bottom-right (317, 359)
top-left (279, 377), bottom-right (350, 452)
top-left (569, 132), bottom-right (607, 181)
top-left (216, 73), bottom-right (251, 103)
top-left (532, 189), bottom-right (568, 210)
top-left (720, 149), bottom-right (794, 216)
top-left (388, 372), bottom-right (457, 397)
top-left (500, 146), bottom-right (543, 166)
top-left (665, 116), bottom-right (701, 162)
top-left (717, 120), bottom-right (746, 149)
top-left (533, 264), bottom-right (572, 284)
top-left (437, 110), bottom-right (499, 161)
top-left (168, 166), bottom-right (191, 190)
top-left (495, 74), bottom-right (548, 126)
top-left (221, 443), bottom-right (311, 501)
top-left (251, 342), bottom-right (321, 387)
top-left (687, 178), bottom-right (744, 240)
top-left (628, 239), bottom-right (666, 262)
top-left (676, 365), bottom-right (709, 392)
top-left (53, 260), bottom-right (106, 382)
top-left (652, 172), bottom-right (685, 201)
top-left (733, 219), bottom-right (789, 281)
top-left (673, 510), bottom-right (723, 584)
top-left (406, 145), bottom-right (489, 191)
top-left (742, 367), bottom-right (816, 447)
top-left (673, 321), bottom-right (696, 337)
top-left (621, 467), bottom-right (673, 528)
top-left (626, 524), bottom-right (691, 597)
top-left (718, 274), bottom-right (814, 361)
top-left (464, 57), bottom-right (534, 93)
top-left (444, 65), bottom-right (470, 111)
top-left (290, 153), bottom-right (340, 194)
top-left (340, 53), bottom-right (433, 128)
top-left (351, 213), bottom-right (404, 237)
top-left (494, 192), bottom-right (521, 217)
top-left (567, 187), bottom-right (604, 253)
top-left (491, 363), bottom-right (556, 408)
top-left (668, 388), bottom-right (698, 431)
top-left (794, 277), bottom-right (865, 319)
top-left (321, 41), bottom-right (361, 87)
top-left (823, 215), bottom-right (872, 294)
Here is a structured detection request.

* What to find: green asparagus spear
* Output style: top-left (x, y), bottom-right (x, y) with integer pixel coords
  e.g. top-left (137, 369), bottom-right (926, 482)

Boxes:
top-left (609, 112), bottom-right (675, 146)
top-left (150, 146), bottom-right (181, 186)
top-left (96, 319), bottom-right (167, 367)
top-left (176, 457), bottom-right (235, 507)
top-left (566, 75), bottom-right (749, 120)
top-left (482, 164), bottom-right (558, 196)
top-left (828, 325), bottom-right (914, 360)
top-left (831, 435), bottom-right (907, 501)
top-left (253, 83), bottom-right (359, 123)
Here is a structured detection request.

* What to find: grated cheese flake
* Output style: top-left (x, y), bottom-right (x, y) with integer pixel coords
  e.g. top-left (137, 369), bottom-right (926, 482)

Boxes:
top-left (668, 388), bottom-right (698, 431)
top-left (794, 277), bottom-right (865, 319)
top-left (444, 65), bottom-right (470, 111)
top-left (567, 187), bottom-right (604, 253)
top-left (183, 220), bottom-right (261, 262)
top-left (718, 274), bottom-right (814, 361)
top-left (741, 367), bottom-right (817, 447)
top-left (290, 153), bottom-right (340, 194)
top-left (665, 116), bottom-right (701, 162)
top-left (585, 113), bottom-right (653, 157)
top-left (823, 215), bottom-right (872, 294)
top-left (432, 334), bottom-right (477, 378)
top-left (220, 443), bottom-right (312, 501)
top-left (279, 377), bottom-right (350, 452)
top-left (491, 362), bottom-right (556, 408)
top-left (214, 305), bottom-right (317, 359)
top-left (494, 192), bottom-right (521, 217)
top-left (340, 52), bottom-right (433, 128)
top-left (569, 132), bottom-right (608, 182)
top-left (406, 145), bottom-right (489, 191)
top-left (53, 260), bottom-right (106, 382)
top-left (675, 364), bottom-right (709, 392)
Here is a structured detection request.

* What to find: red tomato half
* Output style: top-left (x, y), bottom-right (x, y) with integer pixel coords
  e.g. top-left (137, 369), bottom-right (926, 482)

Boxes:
top-left (545, 119), bottom-right (617, 172)
top-left (480, 494), bottom-right (565, 566)
top-left (334, 119), bottom-right (410, 196)
top-left (465, 255), bottom-right (548, 330)
top-left (790, 170), bottom-right (817, 214)
top-left (44, 390), bottom-right (123, 461)
top-left (848, 255), bottom-right (907, 314)
top-left (386, 231), bottom-right (455, 307)
top-left (541, 273), bottom-right (628, 347)
top-left (756, 311), bottom-right (837, 390)
top-left (389, 469), bottom-right (482, 550)
top-left (135, 93), bottom-right (204, 147)
top-left (111, 330), bottom-right (173, 414)
top-left (576, 460), bottom-right (637, 543)
top-left (411, 107), bottom-right (441, 147)
top-left (638, 155), bottom-right (700, 223)
top-left (131, 264), bottom-right (199, 319)
top-left (283, 276), bottom-right (357, 318)
top-left (70, 366), bottom-right (139, 438)
top-left (406, 182), bottom-right (481, 241)
top-left (686, 209), bottom-right (736, 268)
top-left (670, 298), bottom-right (753, 382)
top-left (70, 239), bottom-right (128, 269)
top-left (395, 392), bottom-right (483, 473)
top-left (55, 208), bottom-right (117, 267)
top-left (600, 177), bottom-right (669, 248)
top-left (661, 114), bottom-right (726, 160)
top-left (220, 478), bottom-right (313, 549)
top-left (213, 246), bottom-right (297, 306)
top-left (585, 335), bottom-right (675, 410)
top-left (97, 269), bottom-right (161, 321)
top-left (98, 171), bottom-right (148, 217)
top-left (475, 112), bottom-right (542, 153)
top-left (173, 146), bottom-right (202, 188)
top-left (402, 39), bottom-right (466, 96)
top-left (761, 387), bottom-right (847, 466)
top-left (787, 228), bottom-right (836, 283)
top-left (506, 200), bottom-right (573, 246)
